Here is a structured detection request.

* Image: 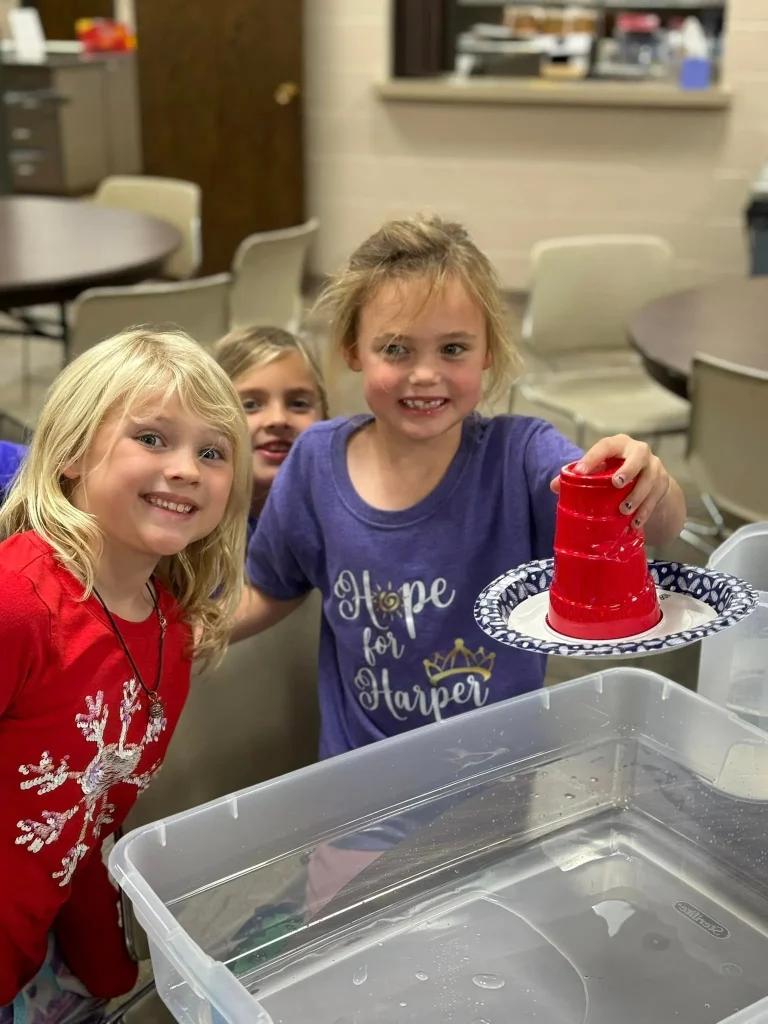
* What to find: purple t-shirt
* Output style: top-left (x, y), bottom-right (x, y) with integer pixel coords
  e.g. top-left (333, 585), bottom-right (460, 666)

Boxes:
top-left (247, 413), bottom-right (582, 759)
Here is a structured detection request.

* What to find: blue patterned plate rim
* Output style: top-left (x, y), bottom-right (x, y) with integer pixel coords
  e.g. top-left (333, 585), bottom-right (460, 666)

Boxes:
top-left (474, 559), bottom-right (759, 658)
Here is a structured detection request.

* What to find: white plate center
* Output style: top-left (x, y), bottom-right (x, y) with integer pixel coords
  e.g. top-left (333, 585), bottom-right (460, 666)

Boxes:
top-left (507, 587), bottom-right (717, 648)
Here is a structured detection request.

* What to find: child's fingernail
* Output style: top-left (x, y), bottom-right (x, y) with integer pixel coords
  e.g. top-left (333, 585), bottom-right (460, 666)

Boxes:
top-left (575, 462), bottom-right (586, 473)
top-left (623, 501), bottom-right (633, 513)
top-left (614, 474), bottom-right (626, 487)
top-left (633, 517), bottom-right (642, 529)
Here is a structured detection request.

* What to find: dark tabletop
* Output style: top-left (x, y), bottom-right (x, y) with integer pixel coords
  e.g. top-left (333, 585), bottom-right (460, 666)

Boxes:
top-left (0, 196), bottom-right (182, 308)
top-left (629, 278), bottom-right (768, 399)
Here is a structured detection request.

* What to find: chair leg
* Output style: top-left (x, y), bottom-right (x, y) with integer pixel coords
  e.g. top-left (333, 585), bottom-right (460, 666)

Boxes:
top-left (677, 489), bottom-right (731, 561)
top-left (679, 527), bottom-right (719, 557)
top-left (683, 493), bottom-right (726, 540)
top-left (701, 492), bottom-right (725, 533)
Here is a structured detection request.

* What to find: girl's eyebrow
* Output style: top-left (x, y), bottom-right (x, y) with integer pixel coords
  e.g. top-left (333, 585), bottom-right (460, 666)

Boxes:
top-left (128, 412), bottom-right (169, 425)
top-left (237, 386), bottom-right (319, 398)
top-left (372, 331), bottom-right (477, 345)
top-left (129, 413), bottom-right (230, 444)
top-left (373, 332), bottom-right (409, 344)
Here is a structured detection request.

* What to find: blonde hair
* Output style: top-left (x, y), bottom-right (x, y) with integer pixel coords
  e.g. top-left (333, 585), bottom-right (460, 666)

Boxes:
top-left (313, 214), bottom-right (522, 405)
top-left (212, 325), bottom-right (329, 419)
top-left (0, 329), bottom-right (252, 670)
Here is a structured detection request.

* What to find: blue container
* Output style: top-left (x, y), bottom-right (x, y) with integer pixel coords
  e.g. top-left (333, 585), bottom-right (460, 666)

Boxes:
top-left (679, 56), bottom-right (712, 90)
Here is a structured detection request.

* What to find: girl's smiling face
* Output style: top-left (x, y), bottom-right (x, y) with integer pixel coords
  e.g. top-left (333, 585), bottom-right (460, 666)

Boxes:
top-left (347, 275), bottom-right (490, 445)
top-left (234, 352), bottom-right (324, 493)
top-left (64, 393), bottom-right (235, 562)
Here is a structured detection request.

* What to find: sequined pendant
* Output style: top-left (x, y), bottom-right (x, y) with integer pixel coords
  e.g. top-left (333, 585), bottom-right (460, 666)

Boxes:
top-left (148, 696), bottom-right (164, 719)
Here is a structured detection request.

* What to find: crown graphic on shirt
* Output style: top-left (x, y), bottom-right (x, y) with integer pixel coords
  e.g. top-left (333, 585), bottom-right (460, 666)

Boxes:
top-left (423, 638), bottom-right (496, 686)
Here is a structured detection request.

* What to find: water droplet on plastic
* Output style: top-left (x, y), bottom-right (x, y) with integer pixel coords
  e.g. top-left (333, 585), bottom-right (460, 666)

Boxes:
top-left (399, 1002), bottom-right (407, 1008)
top-left (704, 1004), bottom-right (711, 1010)
top-left (590, 777), bottom-right (598, 783)
top-left (722, 963), bottom-right (742, 976)
top-left (564, 793), bottom-right (576, 800)
top-left (352, 965), bottom-right (368, 986)
top-left (472, 974), bottom-right (505, 990)
top-left (473, 1019), bottom-right (492, 1024)
top-left (415, 971), bottom-right (429, 982)
top-left (643, 932), bottom-right (670, 951)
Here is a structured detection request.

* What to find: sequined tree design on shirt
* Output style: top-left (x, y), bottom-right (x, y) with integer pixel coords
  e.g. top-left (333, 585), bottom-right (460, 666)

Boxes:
top-left (15, 678), bottom-right (165, 886)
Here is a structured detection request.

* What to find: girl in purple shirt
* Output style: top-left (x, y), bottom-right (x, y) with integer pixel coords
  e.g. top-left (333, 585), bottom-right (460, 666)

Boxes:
top-left (236, 214), bottom-right (687, 763)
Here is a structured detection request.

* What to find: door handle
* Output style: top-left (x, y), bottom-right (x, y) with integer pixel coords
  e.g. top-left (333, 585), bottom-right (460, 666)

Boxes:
top-left (274, 81), bottom-right (300, 106)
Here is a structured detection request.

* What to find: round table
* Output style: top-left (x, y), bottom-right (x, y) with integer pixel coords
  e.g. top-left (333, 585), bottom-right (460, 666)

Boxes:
top-left (629, 279), bottom-right (768, 399)
top-left (0, 196), bottom-right (182, 309)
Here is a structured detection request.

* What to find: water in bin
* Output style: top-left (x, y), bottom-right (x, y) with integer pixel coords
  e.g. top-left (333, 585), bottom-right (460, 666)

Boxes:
top-left (698, 524), bottom-right (768, 731)
top-left (112, 670), bottom-right (768, 1024)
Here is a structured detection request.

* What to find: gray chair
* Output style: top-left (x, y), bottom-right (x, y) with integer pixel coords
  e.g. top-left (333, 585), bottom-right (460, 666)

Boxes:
top-left (518, 235), bottom-right (690, 448)
top-left (92, 176), bottom-right (202, 280)
top-left (69, 274), bottom-right (231, 358)
top-left (229, 218), bottom-right (319, 332)
top-left (681, 354), bottom-right (768, 552)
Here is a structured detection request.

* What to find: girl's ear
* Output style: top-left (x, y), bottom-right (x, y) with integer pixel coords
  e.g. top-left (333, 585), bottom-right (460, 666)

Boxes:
top-left (61, 459), bottom-right (81, 481)
top-left (483, 344), bottom-right (492, 371)
top-left (343, 343), bottom-right (363, 373)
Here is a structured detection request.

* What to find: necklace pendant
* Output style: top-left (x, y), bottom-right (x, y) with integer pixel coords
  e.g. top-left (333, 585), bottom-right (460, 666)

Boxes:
top-left (93, 584), bottom-right (165, 721)
top-left (148, 694), bottom-right (164, 719)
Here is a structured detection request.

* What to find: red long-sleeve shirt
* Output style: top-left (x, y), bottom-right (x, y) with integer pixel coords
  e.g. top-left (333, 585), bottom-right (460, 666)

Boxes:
top-left (0, 531), bottom-right (191, 1002)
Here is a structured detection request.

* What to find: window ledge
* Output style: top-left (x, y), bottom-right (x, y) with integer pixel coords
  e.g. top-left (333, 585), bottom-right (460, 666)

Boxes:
top-left (376, 76), bottom-right (732, 111)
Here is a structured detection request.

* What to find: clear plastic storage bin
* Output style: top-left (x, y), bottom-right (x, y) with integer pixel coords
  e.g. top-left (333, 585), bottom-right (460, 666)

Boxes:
top-left (111, 668), bottom-right (768, 1024)
top-left (698, 524), bottom-right (768, 729)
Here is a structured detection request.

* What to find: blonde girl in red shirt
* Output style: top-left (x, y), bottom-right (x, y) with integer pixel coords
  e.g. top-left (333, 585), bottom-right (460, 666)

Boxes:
top-left (0, 328), bottom-right (251, 1024)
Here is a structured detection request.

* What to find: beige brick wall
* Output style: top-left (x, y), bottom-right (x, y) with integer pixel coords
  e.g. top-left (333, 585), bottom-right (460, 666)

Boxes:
top-left (304, 0), bottom-right (768, 289)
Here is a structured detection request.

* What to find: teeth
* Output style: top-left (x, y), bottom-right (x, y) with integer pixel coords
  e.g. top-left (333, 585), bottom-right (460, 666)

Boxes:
top-left (403, 399), bottom-right (445, 409)
top-left (146, 496), bottom-right (194, 514)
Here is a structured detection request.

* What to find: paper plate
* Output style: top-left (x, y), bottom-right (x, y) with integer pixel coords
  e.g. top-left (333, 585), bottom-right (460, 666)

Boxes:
top-left (474, 559), bottom-right (758, 659)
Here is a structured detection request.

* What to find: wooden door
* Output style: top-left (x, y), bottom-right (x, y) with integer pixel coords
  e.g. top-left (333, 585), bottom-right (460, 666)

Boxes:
top-left (134, 0), bottom-right (304, 275)
top-left (31, 0), bottom-right (112, 40)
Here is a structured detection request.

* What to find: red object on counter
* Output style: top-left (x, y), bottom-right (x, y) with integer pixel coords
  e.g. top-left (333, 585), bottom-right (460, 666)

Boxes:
top-left (75, 18), bottom-right (135, 52)
top-left (547, 458), bottom-right (662, 640)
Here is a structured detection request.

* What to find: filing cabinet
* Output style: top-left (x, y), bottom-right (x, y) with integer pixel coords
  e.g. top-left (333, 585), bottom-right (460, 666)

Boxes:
top-left (3, 52), bottom-right (142, 195)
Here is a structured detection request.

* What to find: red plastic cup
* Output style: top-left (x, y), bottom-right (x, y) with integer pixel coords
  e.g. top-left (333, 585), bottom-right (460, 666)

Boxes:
top-left (547, 457), bottom-right (661, 640)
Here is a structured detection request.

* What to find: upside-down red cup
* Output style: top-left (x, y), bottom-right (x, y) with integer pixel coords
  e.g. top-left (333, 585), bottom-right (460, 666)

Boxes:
top-left (547, 457), bottom-right (661, 641)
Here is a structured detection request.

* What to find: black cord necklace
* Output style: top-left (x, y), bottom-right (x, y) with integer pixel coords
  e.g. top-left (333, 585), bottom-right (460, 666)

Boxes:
top-left (93, 582), bottom-right (167, 720)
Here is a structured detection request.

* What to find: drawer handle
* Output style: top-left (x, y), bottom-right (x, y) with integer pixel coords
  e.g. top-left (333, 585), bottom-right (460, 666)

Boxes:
top-left (12, 127), bottom-right (32, 141)
top-left (4, 90), bottom-right (69, 109)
